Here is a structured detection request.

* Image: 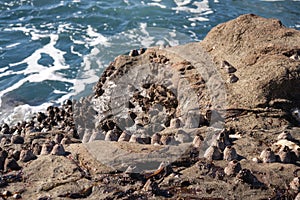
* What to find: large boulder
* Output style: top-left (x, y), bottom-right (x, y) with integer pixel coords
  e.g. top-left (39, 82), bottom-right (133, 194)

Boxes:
top-left (201, 14), bottom-right (300, 111)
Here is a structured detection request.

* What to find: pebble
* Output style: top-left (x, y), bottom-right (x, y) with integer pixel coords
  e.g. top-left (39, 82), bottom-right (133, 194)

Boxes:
top-left (0, 150), bottom-right (8, 170)
top-left (140, 133), bottom-right (151, 144)
top-left (105, 130), bottom-right (118, 141)
top-left (32, 144), bottom-right (41, 157)
top-left (54, 133), bottom-right (64, 144)
top-left (61, 137), bottom-right (71, 145)
top-left (236, 169), bottom-right (261, 187)
top-left (211, 139), bottom-right (226, 152)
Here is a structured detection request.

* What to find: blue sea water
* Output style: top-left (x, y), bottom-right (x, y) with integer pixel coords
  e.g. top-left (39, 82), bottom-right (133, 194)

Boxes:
top-left (0, 0), bottom-right (300, 124)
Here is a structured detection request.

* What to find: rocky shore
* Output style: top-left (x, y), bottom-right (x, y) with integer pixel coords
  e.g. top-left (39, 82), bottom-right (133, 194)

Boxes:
top-left (1, 14), bottom-right (300, 199)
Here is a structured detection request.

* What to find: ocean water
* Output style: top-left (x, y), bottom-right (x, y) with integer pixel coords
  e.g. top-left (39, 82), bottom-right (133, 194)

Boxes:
top-left (0, 0), bottom-right (300, 124)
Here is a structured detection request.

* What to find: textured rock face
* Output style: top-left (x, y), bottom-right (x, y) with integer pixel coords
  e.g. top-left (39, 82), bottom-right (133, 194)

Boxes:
top-left (1, 14), bottom-right (300, 199)
top-left (201, 14), bottom-right (300, 110)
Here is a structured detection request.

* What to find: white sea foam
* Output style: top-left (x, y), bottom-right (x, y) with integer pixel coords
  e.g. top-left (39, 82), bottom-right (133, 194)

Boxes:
top-left (0, 24), bottom-right (108, 124)
top-left (173, 0), bottom-right (213, 22)
top-left (6, 43), bottom-right (21, 49)
top-left (174, 0), bottom-right (191, 7)
top-left (147, 2), bottom-right (166, 8)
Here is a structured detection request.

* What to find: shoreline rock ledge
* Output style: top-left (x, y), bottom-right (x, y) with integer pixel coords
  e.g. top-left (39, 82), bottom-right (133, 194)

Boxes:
top-left (1, 14), bottom-right (300, 199)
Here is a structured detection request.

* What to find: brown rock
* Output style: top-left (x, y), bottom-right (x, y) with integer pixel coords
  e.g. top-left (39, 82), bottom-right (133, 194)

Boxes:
top-left (202, 14), bottom-right (300, 110)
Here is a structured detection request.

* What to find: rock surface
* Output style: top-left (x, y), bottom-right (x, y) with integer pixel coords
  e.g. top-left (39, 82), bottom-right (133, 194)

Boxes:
top-left (0, 14), bottom-right (300, 199)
